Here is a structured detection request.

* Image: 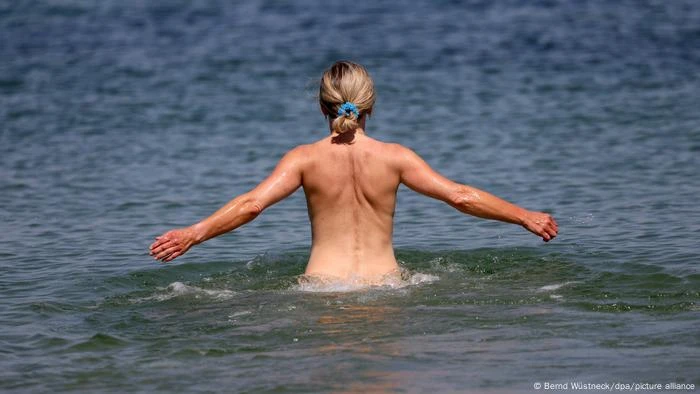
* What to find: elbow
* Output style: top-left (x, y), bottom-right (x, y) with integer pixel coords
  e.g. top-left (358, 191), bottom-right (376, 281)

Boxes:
top-left (242, 198), bottom-right (263, 219)
top-left (450, 186), bottom-right (481, 213)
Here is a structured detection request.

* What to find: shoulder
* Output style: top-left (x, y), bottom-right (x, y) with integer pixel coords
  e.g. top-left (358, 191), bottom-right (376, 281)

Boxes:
top-left (377, 142), bottom-right (421, 165)
top-left (275, 144), bottom-right (312, 170)
top-left (282, 143), bottom-right (315, 159)
top-left (286, 143), bottom-right (312, 157)
top-left (386, 142), bottom-right (414, 155)
top-left (362, 137), bottom-right (411, 156)
top-left (358, 139), bottom-right (422, 173)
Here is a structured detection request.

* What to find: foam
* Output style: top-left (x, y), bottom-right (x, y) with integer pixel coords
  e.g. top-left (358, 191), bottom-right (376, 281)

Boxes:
top-left (292, 269), bottom-right (439, 293)
top-left (537, 281), bottom-right (577, 292)
top-left (537, 282), bottom-right (578, 302)
top-left (132, 281), bottom-right (236, 303)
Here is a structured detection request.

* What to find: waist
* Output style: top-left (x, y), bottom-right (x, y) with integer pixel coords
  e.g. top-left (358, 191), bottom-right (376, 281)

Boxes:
top-left (304, 245), bottom-right (398, 281)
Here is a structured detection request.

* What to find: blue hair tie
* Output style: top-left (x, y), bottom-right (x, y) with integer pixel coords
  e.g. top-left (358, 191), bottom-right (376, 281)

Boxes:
top-left (338, 102), bottom-right (360, 118)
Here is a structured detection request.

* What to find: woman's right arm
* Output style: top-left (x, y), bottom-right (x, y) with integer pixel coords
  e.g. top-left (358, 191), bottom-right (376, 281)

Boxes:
top-left (395, 145), bottom-right (558, 241)
top-left (149, 146), bottom-right (307, 262)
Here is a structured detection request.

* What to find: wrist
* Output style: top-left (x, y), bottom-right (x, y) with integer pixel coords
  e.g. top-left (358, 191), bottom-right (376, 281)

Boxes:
top-left (516, 208), bottom-right (530, 227)
top-left (190, 223), bottom-right (207, 244)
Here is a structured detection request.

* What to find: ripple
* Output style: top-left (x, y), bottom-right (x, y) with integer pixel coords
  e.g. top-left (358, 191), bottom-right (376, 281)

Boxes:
top-left (69, 333), bottom-right (128, 352)
top-left (2, 0), bottom-right (700, 391)
top-left (129, 281), bottom-right (237, 304)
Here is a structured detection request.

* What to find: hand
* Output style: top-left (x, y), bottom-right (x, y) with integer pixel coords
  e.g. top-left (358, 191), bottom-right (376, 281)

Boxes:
top-left (149, 227), bottom-right (198, 263)
top-left (521, 211), bottom-right (558, 242)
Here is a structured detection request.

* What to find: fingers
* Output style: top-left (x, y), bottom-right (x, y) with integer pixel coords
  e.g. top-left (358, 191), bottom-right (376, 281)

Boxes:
top-left (163, 251), bottom-right (182, 263)
top-left (542, 216), bottom-right (558, 242)
top-left (150, 238), bottom-right (174, 256)
top-left (149, 235), bottom-right (170, 251)
top-left (154, 244), bottom-right (181, 261)
top-left (149, 239), bottom-right (160, 250)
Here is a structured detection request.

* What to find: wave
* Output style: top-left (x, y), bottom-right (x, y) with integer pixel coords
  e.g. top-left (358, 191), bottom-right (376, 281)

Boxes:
top-left (129, 281), bottom-right (236, 304)
top-left (96, 248), bottom-right (697, 314)
top-left (537, 281), bottom-right (579, 292)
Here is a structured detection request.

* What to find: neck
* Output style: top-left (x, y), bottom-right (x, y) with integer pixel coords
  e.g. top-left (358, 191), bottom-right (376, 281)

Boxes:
top-left (331, 128), bottom-right (365, 136)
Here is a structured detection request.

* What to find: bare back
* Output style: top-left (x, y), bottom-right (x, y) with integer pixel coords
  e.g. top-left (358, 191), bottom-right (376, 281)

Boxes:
top-left (300, 134), bottom-right (401, 280)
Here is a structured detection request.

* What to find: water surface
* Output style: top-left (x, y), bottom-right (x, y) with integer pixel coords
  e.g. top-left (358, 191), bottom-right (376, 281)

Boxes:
top-left (1, 1), bottom-right (699, 392)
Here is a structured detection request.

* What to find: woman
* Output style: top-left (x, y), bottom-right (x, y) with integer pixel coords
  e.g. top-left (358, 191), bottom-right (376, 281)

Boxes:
top-left (149, 61), bottom-right (558, 284)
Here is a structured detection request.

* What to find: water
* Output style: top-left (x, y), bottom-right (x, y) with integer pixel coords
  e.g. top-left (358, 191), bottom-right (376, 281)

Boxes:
top-left (1, 1), bottom-right (699, 392)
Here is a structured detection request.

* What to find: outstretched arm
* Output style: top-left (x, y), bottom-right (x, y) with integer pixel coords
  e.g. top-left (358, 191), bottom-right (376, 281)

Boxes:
top-left (149, 146), bottom-right (306, 262)
top-left (396, 146), bottom-right (558, 241)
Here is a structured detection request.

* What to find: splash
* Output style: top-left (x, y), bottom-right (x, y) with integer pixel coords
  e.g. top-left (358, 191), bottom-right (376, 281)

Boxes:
top-left (292, 268), bottom-right (438, 293)
top-left (131, 281), bottom-right (236, 303)
top-left (568, 213), bottom-right (594, 225)
top-left (537, 281), bottom-right (578, 292)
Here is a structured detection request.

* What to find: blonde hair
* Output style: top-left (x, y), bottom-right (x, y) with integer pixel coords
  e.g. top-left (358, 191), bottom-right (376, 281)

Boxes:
top-left (319, 61), bottom-right (376, 134)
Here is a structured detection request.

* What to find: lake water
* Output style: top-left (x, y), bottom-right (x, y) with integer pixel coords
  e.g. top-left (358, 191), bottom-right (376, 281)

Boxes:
top-left (1, 1), bottom-right (699, 392)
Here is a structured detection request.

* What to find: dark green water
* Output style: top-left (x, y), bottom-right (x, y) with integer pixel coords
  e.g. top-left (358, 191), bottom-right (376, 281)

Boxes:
top-left (1, 1), bottom-right (699, 393)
